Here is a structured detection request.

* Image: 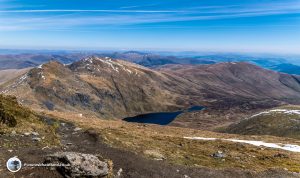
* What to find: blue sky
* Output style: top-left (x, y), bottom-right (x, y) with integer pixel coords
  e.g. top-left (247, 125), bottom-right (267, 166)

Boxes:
top-left (0, 0), bottom-right (299, 54)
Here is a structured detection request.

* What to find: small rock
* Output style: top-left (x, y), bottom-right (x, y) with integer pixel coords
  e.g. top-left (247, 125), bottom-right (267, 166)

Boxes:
top-left (61, 123), bottom-right (66, 127)
top-left (42, 146), bottom-right (49, 150)
top-left (274, 153), bottom-right (289, 158)
top-left (24, 132), bottom-right (31, 136)
top-left (211, 151), bottom-right (226, 159)
top-left (74, 127), bottom-right (82, 132)
top-left (184, 175), bottom-right (191, 178)
top-left (8, 150), bottom-right (13, 153)
top-left (32, 137), bottom-right (41, 142)
top-left (29, 172), bottom-right (35, 177)
top-left (117, 168), bottom-right (123, 177)
top-left (31, 132), bottom-right (39, 136)
top-left (44, 152), bottom-right (109, 177)
top-left (11, 130), bottom-right (17, 135)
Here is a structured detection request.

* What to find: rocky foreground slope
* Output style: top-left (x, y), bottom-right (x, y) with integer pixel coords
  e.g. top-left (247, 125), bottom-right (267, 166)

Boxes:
top-left (1, 97), bottom-right (300, 177)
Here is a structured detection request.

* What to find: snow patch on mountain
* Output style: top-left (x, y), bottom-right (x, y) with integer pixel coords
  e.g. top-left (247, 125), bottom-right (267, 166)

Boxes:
top-left (0, 73), bottom-right (29, 94)
top-left (84, 57), bottom-right (137, 74)
top-left (249, 109), bottom-right (300, 118)
top-left (37, 64), bottom-right (43, 69)
top-left (184, 137), bottom-right (300, 153)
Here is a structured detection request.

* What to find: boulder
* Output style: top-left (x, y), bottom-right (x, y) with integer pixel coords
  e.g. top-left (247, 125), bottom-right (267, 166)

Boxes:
top-left (31, 131), bottom-right (39, 136)
top-left (211, 151), bottom-right (226, 159)
top-left (45, 152), bottom-right (109, 178)
top-left (24, 132), bottom-right (31, 136)
top-left (74, 127), bottom-right (82, 132)
top-left (144, 150), bottom-right (165, 160)
top-left (32, 137), bottom-right (41, 142)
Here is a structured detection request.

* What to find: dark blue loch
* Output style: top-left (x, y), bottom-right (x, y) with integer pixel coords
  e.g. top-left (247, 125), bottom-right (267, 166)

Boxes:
top-left (123, 106), bottom-right (204, 125)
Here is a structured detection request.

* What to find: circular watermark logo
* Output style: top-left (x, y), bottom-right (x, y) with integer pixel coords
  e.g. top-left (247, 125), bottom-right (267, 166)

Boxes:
top-left (6, 157), bottom-right (22, 173)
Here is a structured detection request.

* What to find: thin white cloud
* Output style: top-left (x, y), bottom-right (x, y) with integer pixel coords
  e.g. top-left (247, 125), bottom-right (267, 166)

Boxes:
top-left (0, 1), bottom-right (299, 31)
top-left (2, 8), bottom-right (298, 25)
top-left (120, 5), bottom-right (141, 9)
top-left (120, 3), bottom-right (161, 9)
top-left (0, 1), bottom-right (299, 14)
top-left (0, 9), bottom-right (182, 13)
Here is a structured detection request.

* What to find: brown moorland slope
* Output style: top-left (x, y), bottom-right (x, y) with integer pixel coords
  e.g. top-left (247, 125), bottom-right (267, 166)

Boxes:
top-left (158, 62), bottom-right (300, 107)
top-left (0, 68), bottom-right (30, 85)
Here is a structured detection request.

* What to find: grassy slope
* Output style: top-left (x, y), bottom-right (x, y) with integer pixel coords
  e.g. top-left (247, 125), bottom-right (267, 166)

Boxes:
top-left (223, 105), bottom-right (300, 139)
top-left (42, 110), bottom-right (300, 173)
top-left (0, 95), bottom-right (59, 146)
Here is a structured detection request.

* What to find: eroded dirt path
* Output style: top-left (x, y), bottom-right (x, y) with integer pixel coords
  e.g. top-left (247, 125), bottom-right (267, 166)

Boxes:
top-left (1, 119), bottom-right (299, 178)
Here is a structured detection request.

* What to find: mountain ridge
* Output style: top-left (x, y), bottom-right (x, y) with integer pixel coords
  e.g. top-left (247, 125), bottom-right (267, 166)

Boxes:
top-left (1, 58), bottom-right (300, 123)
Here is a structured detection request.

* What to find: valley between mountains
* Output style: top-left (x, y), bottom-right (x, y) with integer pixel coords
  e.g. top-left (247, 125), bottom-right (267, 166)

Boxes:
top-left (1, 56), bottom-right (300, 178)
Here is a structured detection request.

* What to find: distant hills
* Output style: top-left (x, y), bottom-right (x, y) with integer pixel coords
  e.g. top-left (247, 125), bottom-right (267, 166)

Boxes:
top-left (0, 51), bottom-right (299, 75)
top-left (0, 53), bottom-right (89, 70)
top-left (99, 51), bottom-right (216, 67)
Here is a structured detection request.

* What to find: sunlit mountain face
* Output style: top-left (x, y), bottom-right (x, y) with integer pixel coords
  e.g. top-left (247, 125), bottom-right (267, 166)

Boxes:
top-left (0, 0), bottom-right (300, 178)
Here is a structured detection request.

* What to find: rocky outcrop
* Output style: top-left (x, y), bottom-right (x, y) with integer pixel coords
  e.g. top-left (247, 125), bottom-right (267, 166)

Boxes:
top-left (44, 152), bottom-right (109, 178)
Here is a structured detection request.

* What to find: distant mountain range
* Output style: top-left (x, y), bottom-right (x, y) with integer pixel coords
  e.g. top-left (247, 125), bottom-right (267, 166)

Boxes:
top-left (0, 53), bottom-right (89, 70)
top-left (0, 51), bottom-right (299, 75)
